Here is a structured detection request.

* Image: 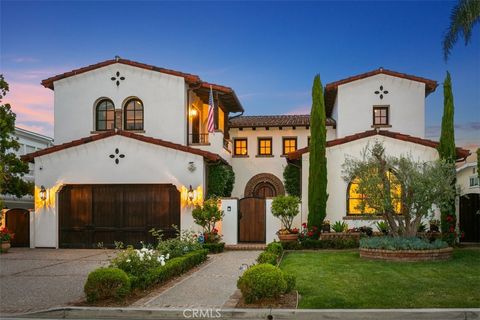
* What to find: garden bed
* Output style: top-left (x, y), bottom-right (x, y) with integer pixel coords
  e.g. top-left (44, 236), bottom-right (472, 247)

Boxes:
top-left (320, 232), bottom-right (361, 240)
top-left (233, 289), bottom-right (298, 309)
top-left (360, 247), bottom-right (453, 261)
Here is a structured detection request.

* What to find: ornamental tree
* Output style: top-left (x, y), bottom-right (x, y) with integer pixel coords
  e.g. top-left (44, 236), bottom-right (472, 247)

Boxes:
top-left (271, 195), bottom-right (300, 231)
top-left (0, 74), bottom-right (33, 209)
top-left (192, 198), bottom-right (224, 234)
top-left (207, 163), bottom-right (235, 198)
top-left (283, 163), bottom-right (301, 197)
top-left (437, 72), bottom-right (457, 244)
top-left (308, 74), bottom-right (328, 228)
top-left (342, 142), bottom-right (457, 237)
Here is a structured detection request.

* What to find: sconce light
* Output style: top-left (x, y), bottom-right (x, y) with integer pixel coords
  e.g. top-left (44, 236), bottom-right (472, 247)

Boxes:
top-left (39, 185), bottom-right (47, 201)
top-left (189, 108), bottom-right (198, 117)
top-left (188, 161), bottom-right (196, 172)
top-left (187, 185), bottom-right (195, 202)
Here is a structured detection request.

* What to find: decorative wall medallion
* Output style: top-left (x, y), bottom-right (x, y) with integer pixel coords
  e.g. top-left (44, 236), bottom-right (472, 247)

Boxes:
top-left (110, 71), bottom-right (125, 87)
top-left (109, 148), bottom-right (125, 164)
top-left (374, 85), bottom-right (389, 99)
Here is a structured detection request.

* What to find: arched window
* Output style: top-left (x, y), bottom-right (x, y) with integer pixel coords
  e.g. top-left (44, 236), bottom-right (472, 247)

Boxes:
top-left (347, 171), bottom-right (402, 215)
top-left (124, 99), bottom-right (144, 130)
top-left (96, 99), bottom-right (115, 131)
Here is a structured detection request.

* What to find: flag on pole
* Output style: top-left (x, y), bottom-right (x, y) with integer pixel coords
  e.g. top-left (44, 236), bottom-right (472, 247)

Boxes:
top-left (207, 85), bottom-right (215, 133)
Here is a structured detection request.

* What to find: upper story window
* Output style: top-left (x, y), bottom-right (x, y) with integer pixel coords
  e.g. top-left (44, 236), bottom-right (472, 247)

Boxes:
top-left (373, 106), bottom-right (389, 126)
top-left (470, 176), bottom-right (479, 187)
top-left (124, 99), bottom-right (144, 131)
top-left (283, 137), bottom-right (297, 155)
top-left (234, 138), bottom-right (248, 156)
top-left (258, 138), bottom-right (272, 156)
top-left (96, 99), bottom-right (115, 131)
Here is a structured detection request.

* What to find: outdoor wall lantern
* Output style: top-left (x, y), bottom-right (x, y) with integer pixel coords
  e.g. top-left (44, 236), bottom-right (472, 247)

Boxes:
top-left (187, 185), bottom-right (195, 202)
top-left (39, 185), bottom-right (47, 201)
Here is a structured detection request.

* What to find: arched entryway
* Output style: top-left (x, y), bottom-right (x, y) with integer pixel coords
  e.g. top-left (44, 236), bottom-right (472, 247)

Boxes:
top-left (459, 193), bottom-right (480, 242)
top-left (244, 173), bottom-right (285, 198)
top-left (5, 208), bottom-right (30, 247)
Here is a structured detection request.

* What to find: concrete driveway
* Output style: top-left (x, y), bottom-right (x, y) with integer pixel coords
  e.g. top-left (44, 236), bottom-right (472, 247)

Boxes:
top-left (0, 248), bottom-right (112, 315)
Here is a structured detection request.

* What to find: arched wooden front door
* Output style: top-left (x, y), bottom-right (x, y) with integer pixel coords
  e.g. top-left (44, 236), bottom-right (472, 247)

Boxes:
top-left (5, 208), bottom-right (30, 247)
top-left (253, 182), bottom-right (276, 198)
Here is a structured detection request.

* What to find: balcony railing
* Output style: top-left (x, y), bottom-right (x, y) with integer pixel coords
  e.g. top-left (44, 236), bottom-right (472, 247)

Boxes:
top-left (189, 133), bottom-right (209, 145)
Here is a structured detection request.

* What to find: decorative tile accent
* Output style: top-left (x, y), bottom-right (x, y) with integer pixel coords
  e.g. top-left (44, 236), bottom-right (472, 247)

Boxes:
top-left (110, 71), bottom-right (125, 87)
top-left (109, 148), bottom-right (125, 164)
top-left (374, 85), bottom-right (389, 99)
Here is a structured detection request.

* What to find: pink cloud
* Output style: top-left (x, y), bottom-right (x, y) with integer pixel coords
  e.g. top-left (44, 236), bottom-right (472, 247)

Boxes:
top-left (284, 105), bottom-right (310, 115)
top-left (5, 81), bottom-right (54, 126)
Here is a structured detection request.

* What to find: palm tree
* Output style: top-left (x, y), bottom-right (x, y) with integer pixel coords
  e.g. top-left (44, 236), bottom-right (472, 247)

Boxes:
top-left (443, 0), bottom-right (480, 61)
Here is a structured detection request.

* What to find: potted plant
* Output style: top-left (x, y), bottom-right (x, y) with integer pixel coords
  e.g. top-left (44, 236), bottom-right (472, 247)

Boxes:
top-left (332, 221), bottom-right (348, 233)
top-left (192, 198), bottom-right (224, 242)
top-left (322, 220), bottom-right (331, 233)
top-left (271, 195), bottom-right (300, 242)
top-left (0, 227), bottom-right (15, 253)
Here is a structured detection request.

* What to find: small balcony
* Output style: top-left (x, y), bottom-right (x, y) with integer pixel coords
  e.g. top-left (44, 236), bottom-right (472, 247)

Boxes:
top-left (189, 133), bottom-right (209, 145)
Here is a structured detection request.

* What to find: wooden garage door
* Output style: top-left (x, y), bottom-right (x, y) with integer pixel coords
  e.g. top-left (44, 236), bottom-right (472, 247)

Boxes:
top-left (58, 184), bottom-right (180, 248)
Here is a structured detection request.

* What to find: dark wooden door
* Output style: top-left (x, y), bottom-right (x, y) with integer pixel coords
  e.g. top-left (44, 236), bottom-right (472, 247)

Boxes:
top-left (253, 182), bottom-right (276, 198)
top-left (5, 209), bottom-right (30, 247)
top-left (59, 184), bottom-right (180, 248)
top-left (460, 194), bottom-right (480, 242)
top-left (238, 197), bottom-right (266, 243)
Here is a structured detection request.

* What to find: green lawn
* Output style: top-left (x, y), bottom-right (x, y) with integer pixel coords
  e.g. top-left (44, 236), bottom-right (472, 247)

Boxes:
top-left (280, 248), bottom-right (480, 308)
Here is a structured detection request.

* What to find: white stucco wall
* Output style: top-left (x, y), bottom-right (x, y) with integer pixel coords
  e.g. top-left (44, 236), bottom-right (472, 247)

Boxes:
top-left (457, 164), bottom-right (480, 196)
top-left (229, 126), bottom-right (335, 198)
top-left (33, 135), bottom-right (205, 248)
top-left (300, 135), bottom-right (440, 230)
top-left (220, 198), bottom-right (238, 245)
top-left (53, 63), bottom-right (187, 145)
top-left (335, 74), bottom-right (426, 139)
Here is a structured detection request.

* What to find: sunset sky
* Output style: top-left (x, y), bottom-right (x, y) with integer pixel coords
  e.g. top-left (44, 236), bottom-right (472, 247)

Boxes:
top-left (1, 1), bottom-right (479, 147)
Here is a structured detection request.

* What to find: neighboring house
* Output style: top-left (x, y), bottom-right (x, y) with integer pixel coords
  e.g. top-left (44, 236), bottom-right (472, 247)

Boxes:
top-left (22, 58), bottom-right (470, 248)
top-left (456, 151), bottom-right (479, 242)
top-left (1, 127), bottom-right (53, 210)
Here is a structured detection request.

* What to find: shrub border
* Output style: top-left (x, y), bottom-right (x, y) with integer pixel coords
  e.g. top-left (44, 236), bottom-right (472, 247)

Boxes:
top-left (359, 247), bottom-right (453, 261)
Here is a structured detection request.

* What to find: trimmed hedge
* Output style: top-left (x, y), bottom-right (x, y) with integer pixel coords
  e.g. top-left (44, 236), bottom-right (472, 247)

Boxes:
top-left (84, 267), bottom-right (131, 303)
top-left (203, 242), bottom-right (225, 254)
top-left (279, 238), bottom-right (359, 250)
top-left (237, 264), bottom-right (288, 303)
top-left (265, 241), bottom-right (283, 257)
top-left (257, 251), bottom-right (278, 265)
top-left (129, 249), bottom-right (208, 289)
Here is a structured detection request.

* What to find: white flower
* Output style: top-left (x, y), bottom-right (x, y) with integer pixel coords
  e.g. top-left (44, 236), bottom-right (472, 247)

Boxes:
top-left (165, 253), bottom-right (170, 260)
top-left (126, 259), bottom-right (131, 263)
top-left (160, 260), bottom-right (165, 266)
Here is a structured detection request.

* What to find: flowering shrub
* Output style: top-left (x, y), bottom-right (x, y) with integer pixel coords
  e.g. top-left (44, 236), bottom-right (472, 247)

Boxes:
top-left (110, 246), bottom-right (170, 277)
top-left (299, 223), bottom-right (319, 241)
top-left (204, 228), bottom-right (222, 243)
top-left (151, 227), bottom-right (203, 258)
top-left (443, 214), bottom-right (457, 245)
top-left (0, 227), bottom-right (14, 242)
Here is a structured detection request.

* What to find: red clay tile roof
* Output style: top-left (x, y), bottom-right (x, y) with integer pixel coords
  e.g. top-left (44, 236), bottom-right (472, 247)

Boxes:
top-left (286, 130), bottom-right (470, 161)
top-left (40, 58), bottom-right (244, 113)
top-left (324, 68), bottom-right (438, 116)
top-left (229, 115), bottom-right (336, 128)
top-left (21, 130), bottom-right (226, 163)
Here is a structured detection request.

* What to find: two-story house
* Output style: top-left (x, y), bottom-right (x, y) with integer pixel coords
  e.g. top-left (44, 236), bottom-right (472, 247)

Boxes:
top-left (23, 59), bottom-right (469, 248)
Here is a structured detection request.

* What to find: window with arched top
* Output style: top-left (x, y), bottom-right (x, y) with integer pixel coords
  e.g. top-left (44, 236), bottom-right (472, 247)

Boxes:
top-left (347, 170), bottom-right (402, 215)
top-left (96, 99), bottom-right (115, 131)
top-left (124, 98), bottom-right (144, 130)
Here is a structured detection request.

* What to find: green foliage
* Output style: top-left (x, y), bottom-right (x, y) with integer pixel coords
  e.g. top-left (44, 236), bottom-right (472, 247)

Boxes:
top-left (192, 198), bottom-right (224, 234)
top-left (283, 163), bottom-right (301, 197)
top-left (271, 195), bottom-right (300, 231)
top-left (110, 247), bottom-right (166, 277)
top-left (376, 221), bottom-right (390, 235)
top-left (331, 221), bottom-right (348, 233)
top-left (300, 238), bottom-right (359, 249)
top-left (360, 236), bottom-right (449, 250)
top-left (202, 242), bottom-right (225, 254)
top-left (84, 267), bottom-right (131, 303)
top-left (438, 72), bottom-right (457, 245)
top-left (150, 227), bottom-right (202, 258)
top-left (283, 271), bottom-right (296, 293)
top-left (0, 75), bottom-right (32, 206)
top-left (257, 251), bottom-right (278, 265)
top-left (237, 264), bottom-right (289, 303)
top-left (442, 0), bottom-right (480, 60)
top-left (207, 163), bottom-right (235, 198)
top-left (128, 249), bottom-right (208, 289)
top-left (342, 142), bottom-right (457, 237)
top-left (280, 241), bottom-right (303, 250)
top-left (308, 74), bottom-right (328, 228)
top-left (266, 241), bottom-right (283, 257)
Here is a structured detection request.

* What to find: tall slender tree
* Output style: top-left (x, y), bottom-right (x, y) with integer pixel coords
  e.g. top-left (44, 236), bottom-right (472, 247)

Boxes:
top-left (443, 0), bottom-right (480, 60)
top-left (308, 75), bottom-right (327, 228)
top-left (437, 71), bottom-right (457, 244)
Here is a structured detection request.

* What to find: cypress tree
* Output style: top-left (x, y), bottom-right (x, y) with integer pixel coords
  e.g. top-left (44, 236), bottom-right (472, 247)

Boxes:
top-left (308, 75), bottom-right (327, 228)
top-left (437, 71), bottom-right (456, 242)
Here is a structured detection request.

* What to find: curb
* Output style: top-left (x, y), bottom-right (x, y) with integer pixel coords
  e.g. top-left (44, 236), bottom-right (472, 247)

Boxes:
top-left (5, 307), bottom-right (480, 320)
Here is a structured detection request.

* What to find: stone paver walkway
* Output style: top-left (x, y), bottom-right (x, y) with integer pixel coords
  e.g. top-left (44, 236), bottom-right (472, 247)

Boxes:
top-left (141, 250), bottom-right (260, 309)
